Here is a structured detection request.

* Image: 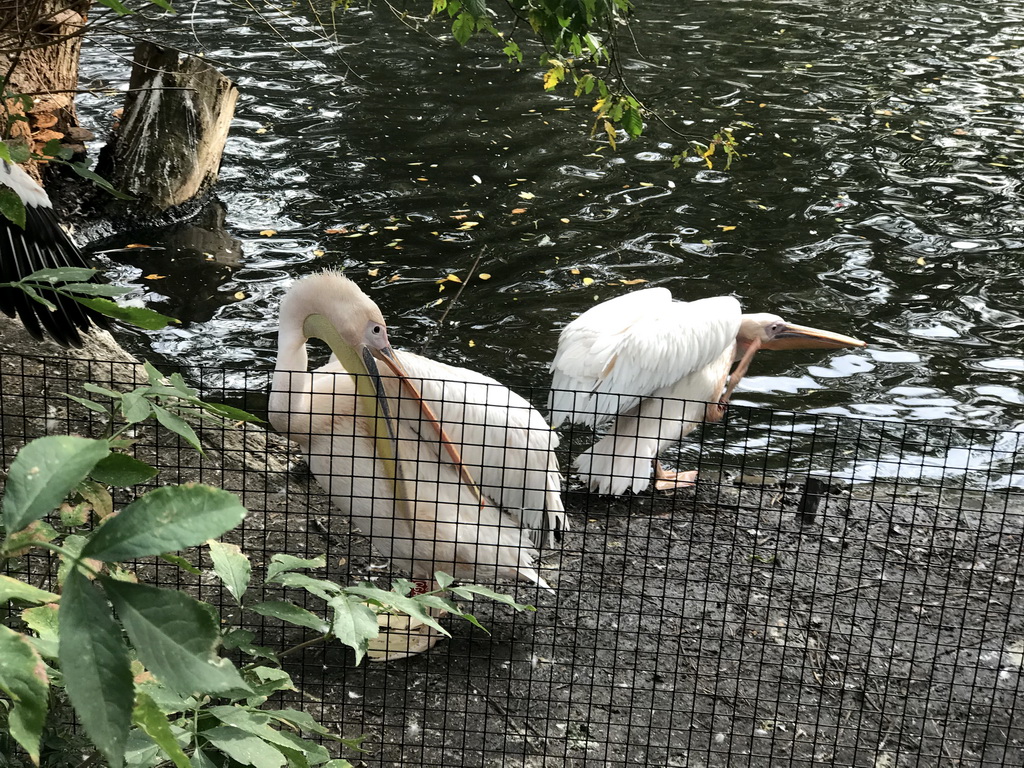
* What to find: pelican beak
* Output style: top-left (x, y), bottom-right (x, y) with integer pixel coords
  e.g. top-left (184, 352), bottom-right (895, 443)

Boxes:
top-left (762, 323), bottom-right (867, 352)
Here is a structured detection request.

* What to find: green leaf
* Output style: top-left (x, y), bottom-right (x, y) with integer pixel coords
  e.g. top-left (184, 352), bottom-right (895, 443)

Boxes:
top-left (622, 103), bottom-right (643, 137)
top-left (90, 453), bottom-right (159, 487)
top-left (121, 390), bottom-right (152, 424)
top-left (21, 603), bottom-right (60, 659)
top-left (56, 282), bottom-right (130, 298)
top-left (38, 137), bottom-right (72, 160)
top-left (21, 267), bottom-right (98, 283)
top-left (249, 601), bottom-right (329, 633)
top-left (262, 709), bottom-right (332, 737)
top-left (60, 567), bottom-right (133, 768)
top-left (0, 625), bottom-right (49, 763)
top-left (269, 572), bottom-right (340, 601)
top-left (207, 540), bottom-right (251, 604)
top-left (69, 161), bottom-right (134, 199)
top-left (191, 746), bottom-right (216, 768)
top-left (1, 520), bottom-right (57, 556)
top-left (2, 436), bottom-right (110, 534)
top-left (83, 382), bottom-right (123, 399)
top-left (76, 479), bottom-right (114, 520)
top-left (102, 579), bottom-right (251, 697)
top-left (0, 186), bottom-right (26, 229)
top-left (152, 404), bottom-right (203, 452)
top-left (201, 725), bottom-right (287, 768)
top-left (160, 553), bottom-right (201, 575)
top-left (74, 297), bottom-right (176, 330)
top-left (327, 596), bottom-right (383, 664)
top-left (132, 692), bottom-right (190, 768)
top-left (245, 667), bottom-right (295, 698)
top-left (434, 571), bottom-right (454, 589)
top-left (343, 585), bottom-right (450, 635)
top-left (265, 553), bottom-right (326, 583)
top-left (15, 284), bottom-right (56, 311)
top-left (65, 392), bottom-right (111, 414)
top-left (447, 583), bottom-right (536, 610)
top-left (208, 706), bottom-right (320, 760)
top-left (452, 12), bottom-right (475, 44)
top-left (82, 484), bottom-right (247, 561)
top-left (0, 575), bottom-right (58, 605)
top-left (3, 141), bottom-right (30, 163)
top-left (200, 402), bottom-right (264, 423)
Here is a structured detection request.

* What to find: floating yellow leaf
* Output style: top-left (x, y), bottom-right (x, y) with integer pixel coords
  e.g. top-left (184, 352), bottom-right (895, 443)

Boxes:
top-left (324, 227), bottom-right (348, 234)
top-left (916, 257), bottom-right (926, 266)
top-left (313, 249), bottom-right (324, 257)
top-left (719, 225), bottom-right (737, 232)
top-left (468, 340), bottom-right (476, 347)
top-left (478, 273), bottom-right (491, 280)
top-left (452, 214), bottom-right (468, 220)
top-left (560, 218), bottom-right (570, 223)
top-left (125, 243), bottom-right (151, 249)
top-left (458, 221), bottom-right (479, 230)
top-left (639, 182), bottom-right (653, 187)
top-left (234, 292), bottom-right (246, 300)
top-left (389, 274), bottom-right (401, 282)
top-left (259, 229), bottom-right (277, 237)
top-left (620, 278), bottom-right (648, 285)
top-left (255, 127), bottom-right (268, 134)
top-left (143, 274), bottom-right (166, 280)
top-left (431, 298), bottom-right (444, 306)
top-left (438, 284), bottom-right (446, 292)
top-left (582, 277), bottom-right (594, 286)
top-left (519, 192), bottom-right (536, 200)
top-left (511, 207), bottom-right (527, 214)
top-left (368, 268), bottom-right (380, 277)
top-left (446, 274), bottom-right (462, 283)
top-left (570, 268), bottom-right (580, 275)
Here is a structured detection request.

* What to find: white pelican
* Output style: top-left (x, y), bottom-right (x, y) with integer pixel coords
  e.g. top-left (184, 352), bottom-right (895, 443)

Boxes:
top-left (548, 287), bottom-right (866, 495)
top-left (269, 272), bottom-right (564, 659)
top-left (0, 160), bottom-right (109, 346)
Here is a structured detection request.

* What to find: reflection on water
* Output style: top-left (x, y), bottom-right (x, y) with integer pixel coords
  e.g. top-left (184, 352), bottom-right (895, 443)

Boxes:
top-left (75, 0), bottom-right (1024, 484)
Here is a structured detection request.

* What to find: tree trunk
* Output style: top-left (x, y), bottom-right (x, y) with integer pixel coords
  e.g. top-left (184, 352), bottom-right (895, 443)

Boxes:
top-left (105, 41), bottom-right (239, 213)
top-left (0, 0), bottom-right (91, 179)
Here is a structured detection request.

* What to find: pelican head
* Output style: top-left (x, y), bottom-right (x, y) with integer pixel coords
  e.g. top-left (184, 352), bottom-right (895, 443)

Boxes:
top-left (738, 313), bottom-right (866, 353)
top-left (279, 272), bottom-right (397, 375)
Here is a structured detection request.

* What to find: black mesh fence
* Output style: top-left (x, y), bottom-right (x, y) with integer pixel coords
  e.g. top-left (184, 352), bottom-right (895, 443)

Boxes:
top-left (3, 354), bottom-right (1023, 767)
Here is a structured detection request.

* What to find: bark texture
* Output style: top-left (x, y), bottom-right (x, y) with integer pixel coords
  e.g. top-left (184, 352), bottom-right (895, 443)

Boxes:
top-left (107, 41), bottom-right (239, 212)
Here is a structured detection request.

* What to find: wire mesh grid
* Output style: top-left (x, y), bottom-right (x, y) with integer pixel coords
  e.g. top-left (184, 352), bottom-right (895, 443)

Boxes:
top-left (3, 353), bottom-right (1023, 767)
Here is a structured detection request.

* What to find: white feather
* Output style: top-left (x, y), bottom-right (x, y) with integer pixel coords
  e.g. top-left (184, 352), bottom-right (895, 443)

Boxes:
top-left (549, 288), bottom-right (741, 427)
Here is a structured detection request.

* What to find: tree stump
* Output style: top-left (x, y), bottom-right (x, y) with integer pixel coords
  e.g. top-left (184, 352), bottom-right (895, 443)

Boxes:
top-left (106, 41), bottom-right (238, 213)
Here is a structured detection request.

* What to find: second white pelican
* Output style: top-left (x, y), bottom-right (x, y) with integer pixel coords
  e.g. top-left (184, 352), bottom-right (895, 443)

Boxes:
top-left (548, 287), bottom-right (865, 495)
top-left (269, 272), bottom-right (565, 658)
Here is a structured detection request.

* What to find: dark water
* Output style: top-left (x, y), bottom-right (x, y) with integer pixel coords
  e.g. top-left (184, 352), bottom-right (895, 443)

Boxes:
top-left (76, 0), bottom-right (1024, 484)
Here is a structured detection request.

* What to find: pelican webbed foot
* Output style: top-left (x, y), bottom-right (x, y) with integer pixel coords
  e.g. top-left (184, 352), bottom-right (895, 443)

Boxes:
top-left (653, 462), bottom-right (699, 492)
top-left (366, 611), bottom-right (445, 662)
top-left (366, 579), bottom-right (448, 662)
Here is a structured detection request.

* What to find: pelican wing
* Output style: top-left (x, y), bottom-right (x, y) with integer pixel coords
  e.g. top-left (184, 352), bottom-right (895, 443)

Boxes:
top-left (395, 350), bottom-right (566, 549)
top-left (549, 289), bottom-right (742, 427)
